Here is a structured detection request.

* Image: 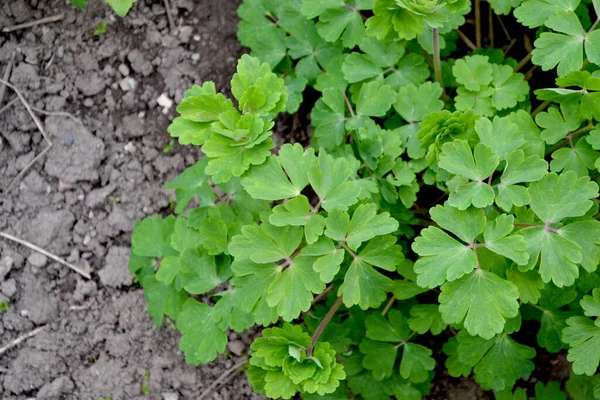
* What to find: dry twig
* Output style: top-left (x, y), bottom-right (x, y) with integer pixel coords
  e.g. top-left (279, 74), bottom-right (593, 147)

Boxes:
top-left (0, 55), bottom-right (14, 107)
top-left (0, 326), bottom-right (46, 356)
top-left (0, 78), bottom-right (55, 192)
top-left (163, 0), bottom-right (175, 33)
top-left (0, 231), bottom-right (91, 279)
top-left (198, 361), bottom-right (248, 400)
top-left (2, 13), bottom-right (64, 33)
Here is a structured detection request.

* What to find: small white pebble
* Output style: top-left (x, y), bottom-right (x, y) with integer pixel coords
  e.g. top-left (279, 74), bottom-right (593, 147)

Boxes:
top-left (193, 34), bottom-right (200, 41)
top-left (157, 93), bottom-right (174, 114)
top-left (118, 63), bottom-right (130, 77)
top-left (20, 309), bottom-right (28, 317)
top-left (191, 53), bottom-right (200, 61)
top-left (124, 142), bottom-right (136, 153)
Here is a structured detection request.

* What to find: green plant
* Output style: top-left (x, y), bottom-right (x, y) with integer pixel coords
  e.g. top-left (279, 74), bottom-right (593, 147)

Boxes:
top-left (129, 0), bottom-right (600, 398)
top-left (142, 371), bottom-right (150, 395)
top-left (69, 0), bottom-right (136, 17)
top-left (0, 302), bottom-right (8, 312)
top-left (94, 21), bottom-right (108, 36)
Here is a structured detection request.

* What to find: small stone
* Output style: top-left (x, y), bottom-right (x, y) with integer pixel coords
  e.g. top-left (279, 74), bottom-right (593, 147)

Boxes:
top-left (83, 98), bottom-right (94, 108)
top-left (118, 63), bottom-right (130, 76)
top-left (0, 256), bottom-right (15, 280)
top-left (193, 34), bottom-right (201, 41)
top-left (27, 253), bottom-right (48, 268)
top-left (119, 77), bottom-right (132, 92)
top-left (162, 393), bottom-right (179, 400)
top-left (85, 184), bottom-right (116, 208)
top-left (83, 234), bottom-right (91, 246)
top-left (127, 49), bottom-right (154, 76)
top-left (121, 114), bottom-right (144, 138)
top-left (124, 142), bottom-right (136, 153)
top-left (157, 93), bottom-right (173, 113)
top-left (75, 72), bottom-right (105, 96)
top-left (179, 26), bottom-right (193, 43)
top-left (98, 247), bottom-right (133, 288)
top-left (1, 278), bottom-right (17, 298)
top-left (227, 340), bottom-right (245, 356)
top-left (191, 53), bottom-right (200, 62)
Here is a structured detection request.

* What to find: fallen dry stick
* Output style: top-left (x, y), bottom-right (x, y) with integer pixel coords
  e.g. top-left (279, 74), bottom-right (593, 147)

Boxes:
top-left (2, 13), bottom-right (64, 33)
top-left (0, 78), bottom-right (54, 192)
top-left (0, 231), bottom-right (91, 279)
top-left (0, 325), bottom-right (46, 356)
top-left (198, 360), bottom-right (248, 400)
top-left (0, 55), bottom-right (14, 107)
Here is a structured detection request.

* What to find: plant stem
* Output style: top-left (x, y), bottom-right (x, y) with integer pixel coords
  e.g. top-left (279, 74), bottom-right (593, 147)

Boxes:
top-left (432, 28), bottom-right (444, 95)
top-left (531, 101), bottom-right (550, 118)
top-left (343, 91), bottom-right (356, 118)
top-left (455, 29), bottom-right (476, 51)
top-left (475, 0), bottom-right (482, 48)
top-left (309, 296), bottom-right (344, 355)
top-left (381, 295), bottom-right (396, 316)
top-left (589, 17), bottom-right (600, 33)
top-left (514, 52), bottom-right (532, 73)
top-left (489, 6), bottom-right (495, 48)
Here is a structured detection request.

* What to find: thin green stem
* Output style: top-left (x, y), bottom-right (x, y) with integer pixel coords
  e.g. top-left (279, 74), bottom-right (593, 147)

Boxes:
top-left (531, 101), bottom-right (550, 118)
top-left (514, 52), bottom-right (532, 73)
top-left (309, 296), bottom-right (344, 356)
top-left (589, 17), bottom-right (600, 33)
top-left (475, 0), bottom-right (482, 48)
top-left (381, 295), bottom-right (396, 316)
top-left (432, 28), bottom-right (445, 98)
top-left (343, 91), bottom-right (356, 118)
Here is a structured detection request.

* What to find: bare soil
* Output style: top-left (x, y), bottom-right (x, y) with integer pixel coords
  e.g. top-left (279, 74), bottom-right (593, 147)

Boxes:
top-left (0, 1), bottom-right (265, 398)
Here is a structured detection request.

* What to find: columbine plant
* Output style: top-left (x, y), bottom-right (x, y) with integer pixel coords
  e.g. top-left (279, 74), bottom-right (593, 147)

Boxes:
top-left (130, 0), bottom-right (600, 398)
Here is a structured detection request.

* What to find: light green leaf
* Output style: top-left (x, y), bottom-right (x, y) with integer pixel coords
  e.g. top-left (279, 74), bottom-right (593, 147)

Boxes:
top-left (439, 269), bottom-right (520, 339)
top-left (563, 316), bottom-right (600, 376)
top-left (452, 55), bottom-right (494, 91)
top-left (105, 0), bottom-right (135, 16)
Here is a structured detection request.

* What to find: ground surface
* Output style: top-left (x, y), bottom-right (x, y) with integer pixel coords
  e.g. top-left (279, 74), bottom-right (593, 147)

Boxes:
top-left (0, 1), bottom-right (267, 398)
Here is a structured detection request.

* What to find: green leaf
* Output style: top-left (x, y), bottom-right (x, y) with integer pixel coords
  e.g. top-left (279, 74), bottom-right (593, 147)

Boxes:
top-left (496, 150), bottom-right (548, 211)
top-left (231, 54), bottom-right (287, 117)
top-left (142, 274), bottom-right (186, 327)
top-left (69, 0), bottom-right (88, 8)
top-left (550, 137), bottom-right (599, 177)
top-left (476, 116), bottom-right (526, 160)
top-left (339, 257), bottom-right (394, 310)
top-left (456, 331), bottom-right (535, 391)
top-left (533, 381), bottom-right (567, 400)
top-left (412, 226), bottom-right (478, 288)
top-left (359, 339), bottom-right (398, 380)
top-left (177, 298), bottom-right (228, 364)
top-left (536, 105), bottom-right (583, 145)
top-left (488, 0), bottom-right (523, 15)
top-left (439, 269), bottom-right (520, 339)
top-left (514, 0), bottom-right (580, 28)
top-left (483, 214), bottom-right (529, 266)
top-left (131, 216), bottom-right (177, 257)
top-left (563, 316), bottom-right (600, 376)
top-left (528, 171), bottom-right (599, 223)
top-left (231, 260), bottom-right (280, 325)
top-left (439, 140), bottom-right (499, 182)
top-left (506, 267), bottom-right (545, 304)
top-left (366, 310), bottom-right (411, 342)
top-left (308, 151), bottom-right (363, 211)
top-left (491, 64), bottom-right (529, 110)
top-left (243, 144), bottom-right (317, 201)
top-left (270, 195), bottom-right (312, 226)
top-left (164, 159), bottom-right (214, 213)
top-left (306, 0), bottom-right (375, 48)
top-left (324, 203), bottom-right (399, 251)
top-left (311, 89), bottom-right (347, 149)
top-left (355, 81), bottom-right (396, 117)
top-left (563, 221), bottom-right (600, 272)
top-left (519, 226), bottom-right (582, 287)
top-left (408, 304), bottom-right (447, 335)
top-left (452, 55), bottom-right (494, 91)
top-left (582, 289), bottom-right (600, 322)
top-left (400, 343), bottom-right (435, 383)
top-left (157, 249), bottom-right (224, 295)
top-left (394, 82), bottom-right (444, 123)
top-left (105, 0), bottom-right (135, 17)
top-left (443, 336), bottom-right (473, 377)
top-left (429, 204), bottom-right (486, 243)
top-left (267, 255), bottom-right (326, 321)
top-left (531, 11), bottom-right (586, 77)
top-left (230, 220), bottom-right (303, 264)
